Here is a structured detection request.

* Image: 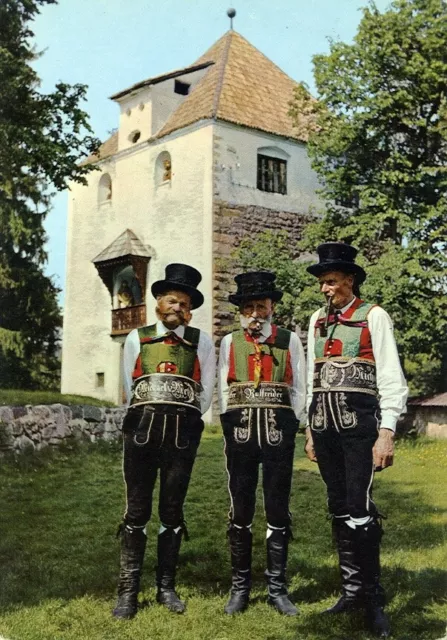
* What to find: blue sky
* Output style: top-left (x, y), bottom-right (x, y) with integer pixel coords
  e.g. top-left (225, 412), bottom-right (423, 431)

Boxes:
top-left (32, 0), bottom-right (390, 305)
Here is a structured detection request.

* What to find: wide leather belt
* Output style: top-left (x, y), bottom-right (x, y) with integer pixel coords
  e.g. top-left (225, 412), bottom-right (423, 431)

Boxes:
top-left (227, 382), bottom-right (292, 409)
top-left (313, 357), bottom-right (377, 396)
top-left (129, 374), bottom-right (201, 412)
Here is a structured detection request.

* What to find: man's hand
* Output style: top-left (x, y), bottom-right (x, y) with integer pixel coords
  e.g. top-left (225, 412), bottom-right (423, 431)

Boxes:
top-left (304, 427), bottom-right (318, 463)
top-left (373, 428), bottom-right (395, 471)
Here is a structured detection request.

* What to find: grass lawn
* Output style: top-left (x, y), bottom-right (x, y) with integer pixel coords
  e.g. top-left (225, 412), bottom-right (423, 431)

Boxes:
top-left (0, 389), bottom-right (116, 407)
top-left (0, 432), bottom-right (445, 640)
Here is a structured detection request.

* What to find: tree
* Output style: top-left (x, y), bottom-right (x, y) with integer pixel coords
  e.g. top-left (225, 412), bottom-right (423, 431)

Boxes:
top-left (287, 0), bottom-right (447, 396)
top-left (0, 0), bottom-right (99, 389)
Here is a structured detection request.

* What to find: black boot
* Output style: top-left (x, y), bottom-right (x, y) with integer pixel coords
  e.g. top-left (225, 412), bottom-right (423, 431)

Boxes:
top-left (358, 518), bottom-right (390, 638)
top-left (224, 524), bottom-right (252, 614)
top-left (324, 518), bottom-right (363, 614)
top-left (265, 527), bottom-right (298, 616)
top-left (112, 523), bottom-right (147, 620)
top-left (156, 525), bottom-right (185, 613)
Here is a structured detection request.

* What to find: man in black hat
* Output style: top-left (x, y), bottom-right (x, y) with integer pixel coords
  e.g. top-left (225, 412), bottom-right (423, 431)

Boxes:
top-left (113, 263), bottom-right (215, 619)
top-left (218, 271), bottom-right (306, 616)
top-left (305, 242), bottom-right (408, 638)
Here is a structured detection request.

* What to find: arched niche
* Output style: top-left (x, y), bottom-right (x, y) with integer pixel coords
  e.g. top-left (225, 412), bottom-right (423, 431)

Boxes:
top-left (98, 173), bottom-right (112, 204)
top-left (155, 150), bottom-right (172, 185)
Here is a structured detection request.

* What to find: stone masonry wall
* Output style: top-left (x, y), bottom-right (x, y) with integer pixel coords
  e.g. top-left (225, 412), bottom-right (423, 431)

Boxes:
top-left (0, 404), bottom-right (126, 455)
top-left (212, 199), bottom-right (311, 345)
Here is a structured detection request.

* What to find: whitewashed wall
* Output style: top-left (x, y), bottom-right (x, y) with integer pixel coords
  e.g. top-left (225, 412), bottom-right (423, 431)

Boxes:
top-left (62, 122), bottom-right (214, 405)
top-left (213, 121), bottom-right (322, 214)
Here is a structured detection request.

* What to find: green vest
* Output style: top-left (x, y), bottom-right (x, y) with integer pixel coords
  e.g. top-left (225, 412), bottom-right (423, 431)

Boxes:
top-left (314, 302), bottom-right (374, 359)
top-left (231, 327), bottom-right (291, 382)
top-left (137, 324), bottom-right (200, 379)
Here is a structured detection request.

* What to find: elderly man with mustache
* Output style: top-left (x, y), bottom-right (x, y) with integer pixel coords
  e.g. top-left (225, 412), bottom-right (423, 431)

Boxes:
top-left (113, 263), bottom-right (215, 620)
top-left (218, 271), bottom-right (306, 616)
top-left (305, 242), bottom-right (408, 638)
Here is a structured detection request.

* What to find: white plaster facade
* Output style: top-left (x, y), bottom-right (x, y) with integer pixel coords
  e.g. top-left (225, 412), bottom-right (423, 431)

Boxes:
top-left (62, 120), bottom-right (214, 405)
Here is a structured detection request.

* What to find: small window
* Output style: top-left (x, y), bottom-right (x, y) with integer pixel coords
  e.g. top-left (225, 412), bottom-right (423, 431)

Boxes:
top-left (96, 373), bottom-right (105, 388)
top-left (174, 80), bottom-right (190, 96)
top-left (257, 154), bottom-right (287, 195)
top-left (129, 130), bottom-right (141, 144)
top-left (98, 173), bottom-right (112, 204)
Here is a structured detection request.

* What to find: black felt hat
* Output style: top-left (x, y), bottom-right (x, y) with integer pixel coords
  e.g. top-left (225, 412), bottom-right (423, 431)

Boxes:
top-left (229, 271), bottom-right (283, 306)
top-left (306, 242), bottom-right (366, 284)
top-left (151, 263), bottom-right (204, 309)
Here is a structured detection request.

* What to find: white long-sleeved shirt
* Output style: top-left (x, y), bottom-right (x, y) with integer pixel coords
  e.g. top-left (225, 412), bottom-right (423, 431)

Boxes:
top-left (218, 325), bottom-right (307, 420)
top-left (123, 320), bottom-right (216, 414)
top-left (306, 298), bottom-right (408, 431)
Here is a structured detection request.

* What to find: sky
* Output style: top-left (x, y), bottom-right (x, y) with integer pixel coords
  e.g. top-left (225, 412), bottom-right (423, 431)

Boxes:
top-left (32, 0), bottom-right (391, 306)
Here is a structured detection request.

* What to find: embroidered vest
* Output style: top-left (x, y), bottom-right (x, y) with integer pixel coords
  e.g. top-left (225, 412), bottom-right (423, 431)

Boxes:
top-left (230, 327), bottom-right (291, 383)
top-left (136, 324), bottom-right (200, 379)
top-left (314, 300), bottom-right (375, 361)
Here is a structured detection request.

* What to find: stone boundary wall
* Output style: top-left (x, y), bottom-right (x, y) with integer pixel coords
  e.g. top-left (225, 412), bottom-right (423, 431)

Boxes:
top-left (213, 199), bottom-right (311, 345)
top-left (0, 404), bottom-right (126, 455)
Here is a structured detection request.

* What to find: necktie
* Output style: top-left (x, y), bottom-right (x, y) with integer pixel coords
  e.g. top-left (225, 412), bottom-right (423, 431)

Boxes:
top-left (253, 338), bottom-right (262, 389)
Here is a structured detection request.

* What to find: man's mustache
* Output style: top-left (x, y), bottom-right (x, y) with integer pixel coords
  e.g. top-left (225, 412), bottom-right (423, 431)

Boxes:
top-left (156, 307), bottom-right (187, 324)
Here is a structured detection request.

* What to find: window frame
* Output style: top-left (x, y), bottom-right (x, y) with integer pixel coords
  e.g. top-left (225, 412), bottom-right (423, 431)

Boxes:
top-left (257, 154), bottom-right (287, 195)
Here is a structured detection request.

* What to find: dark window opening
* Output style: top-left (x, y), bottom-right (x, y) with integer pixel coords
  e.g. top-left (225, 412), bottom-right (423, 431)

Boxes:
top-left (129, 130), bottom-right (141, 143)
top-left (174, 80), bottom-right (190, 96)
top-left (96, 372), bottom-right (105, 388)
top-left (257, 154), bottom-right (287, 195)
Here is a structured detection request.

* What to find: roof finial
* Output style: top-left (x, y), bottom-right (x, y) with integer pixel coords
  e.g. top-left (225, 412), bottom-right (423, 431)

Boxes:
top-left (227, 8), bottom-right (236, 30)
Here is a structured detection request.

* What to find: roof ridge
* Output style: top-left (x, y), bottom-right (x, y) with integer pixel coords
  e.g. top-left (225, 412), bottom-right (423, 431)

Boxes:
top-left (211, 30), bottom-right (233, 118)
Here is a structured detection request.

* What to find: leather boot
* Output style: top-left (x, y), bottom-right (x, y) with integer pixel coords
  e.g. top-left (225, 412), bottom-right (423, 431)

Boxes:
top-left (324, 518), bottom-right (363, 614)
top-left (156, 525), bottom-right (186, 613)
top-left (224, 524), bottom-right (252, 614)
top-left (112, 523), bottom-right (147, 619)
top-left (265, 527), bottom-right (298, 616)
top-left (357, 518), bottom-right (390, 638)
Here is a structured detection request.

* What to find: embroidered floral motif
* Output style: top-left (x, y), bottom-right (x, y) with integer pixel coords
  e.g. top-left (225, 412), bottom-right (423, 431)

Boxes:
top-left (336, 392), bottom-right (358, 429)
top-left (311, 393), bottom-right (326, 431)
top-left (266, 408), bottom-right (282, 446)
top-left (234, 408), bottom-right (251, 443)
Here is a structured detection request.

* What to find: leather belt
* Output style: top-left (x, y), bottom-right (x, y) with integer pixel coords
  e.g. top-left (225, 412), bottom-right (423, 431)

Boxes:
top-left (129, 374), bottom-right (201, 412)
top-left (227, 382), bottom-right (292, 409)
top-left (313, 357), bottom-right (377, 396)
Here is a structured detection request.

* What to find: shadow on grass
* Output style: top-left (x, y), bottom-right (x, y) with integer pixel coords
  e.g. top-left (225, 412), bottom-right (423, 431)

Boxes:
top-left (0, 436), bottom-right (445, 639)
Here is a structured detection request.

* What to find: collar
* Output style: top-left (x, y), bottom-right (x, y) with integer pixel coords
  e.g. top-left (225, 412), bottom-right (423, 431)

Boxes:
top-left (242, 321), bottom-right (273, 343)
top-left (155, 320), bottom-right (185, 338)
top-left (338, 296), bottom-right (357, 314)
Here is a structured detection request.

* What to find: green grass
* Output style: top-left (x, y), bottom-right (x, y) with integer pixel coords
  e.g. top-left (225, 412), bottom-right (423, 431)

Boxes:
top-left (0, 434), bottom-right (445, 640)
top-left (0, 389), bottom-right (116, 407)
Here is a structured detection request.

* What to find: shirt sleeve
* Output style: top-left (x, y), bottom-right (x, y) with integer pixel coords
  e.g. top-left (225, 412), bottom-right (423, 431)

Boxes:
top-left (368, 306), bottom-right (409, 431)
top-left (217, 334), bottom-right (231, 414)
top-left (197, 331), bottom-right (216, 414)
top-left (306, 310), bottom-right (319, 419)
top-left (123, 329), bottom-right (141, 405)
top-left (289, 332), bottom-right (307, 421)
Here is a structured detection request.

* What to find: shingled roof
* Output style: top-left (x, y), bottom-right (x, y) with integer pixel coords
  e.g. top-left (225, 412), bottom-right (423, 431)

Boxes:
top-left (158, 30), bottom-right (306, 141)
top-left (92, 229), bottom-right (151, 263)
top-left (87, 30), bottom-right (308, 165)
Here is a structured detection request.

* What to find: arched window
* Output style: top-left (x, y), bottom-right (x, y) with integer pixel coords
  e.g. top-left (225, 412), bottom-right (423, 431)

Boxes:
top-left (256, 146), bottom-right (289, 195)
top-left (98, 173), bottom-right (112, 204)
top-left (155, 151), bottom-right (172, 185)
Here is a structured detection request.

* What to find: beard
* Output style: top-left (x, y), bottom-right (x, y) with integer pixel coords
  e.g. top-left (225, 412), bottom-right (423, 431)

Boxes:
top-left (240, 314), bottom-right (272, 336)
top-left (156, 306), bottom-right (187, 329)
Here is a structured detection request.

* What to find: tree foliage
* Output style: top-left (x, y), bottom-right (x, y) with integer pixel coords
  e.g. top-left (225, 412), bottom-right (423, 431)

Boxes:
top-left (242, 0), bottom-right (447, 396)
top-left (0, 0), bottom-right (99, 388)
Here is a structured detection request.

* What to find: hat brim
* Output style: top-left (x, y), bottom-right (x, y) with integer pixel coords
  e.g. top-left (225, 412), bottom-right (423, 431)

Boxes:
top-left (229, 290), bottom-right (283, 306)
top-left (307, 261), bottom-right (366, 284)
top-left (151, 280), bottom-right (204, 310)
